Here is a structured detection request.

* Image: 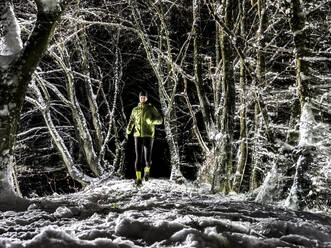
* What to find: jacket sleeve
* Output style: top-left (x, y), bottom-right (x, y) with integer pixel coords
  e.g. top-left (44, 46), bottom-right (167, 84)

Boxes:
top-left (151, 106), bottom-right (163, 125)
top-left (126, 109), bottom-right (135, 134)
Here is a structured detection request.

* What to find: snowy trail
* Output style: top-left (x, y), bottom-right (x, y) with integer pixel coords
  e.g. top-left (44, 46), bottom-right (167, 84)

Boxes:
top-left (1, 179), bottom-right (330, 248)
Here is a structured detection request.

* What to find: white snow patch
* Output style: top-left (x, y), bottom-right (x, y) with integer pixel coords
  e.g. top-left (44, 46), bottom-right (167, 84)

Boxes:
top-left (40, 0), bottom-right (61, 12)
top-left (53, 206), bottom-right (76, 218)
top-left (0, 105), bottom-right (9, 116)
top-left (302, 56), bottom-right (331, 61)
top-left (2, 149), bottom-right (10, 156)
top-left (0, 4), bottom-right (23, 56)
top-left (284, 156), bottom-right (303, 210)
top-left (255, 163), bottom-right (279, 204)
top-left (22, 227), bottom-right (132, 248)
top-left (298, 103), bottom-right (315, 146)
top-left (0, 179), bottom-right (330, 248)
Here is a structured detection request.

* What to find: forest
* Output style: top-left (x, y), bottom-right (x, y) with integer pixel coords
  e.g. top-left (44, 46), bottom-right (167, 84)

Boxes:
top-left (0, 0), bottom-right (331, 241)
top-left (1, 0), bottom-right (331, 247)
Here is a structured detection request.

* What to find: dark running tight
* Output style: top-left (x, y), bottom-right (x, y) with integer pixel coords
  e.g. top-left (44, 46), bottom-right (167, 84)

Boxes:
top-left (134, 137), bottom-right (154, 172)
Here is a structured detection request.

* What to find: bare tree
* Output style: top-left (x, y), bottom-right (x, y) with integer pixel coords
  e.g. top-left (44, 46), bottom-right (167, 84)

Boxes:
top-left (217, 0), bottom-right (236, 194)
top-left (26, 78), bottom-right (91, 186)
top-left (192, 0), bottom-right (212, 134)
top-left (284, 0), bottom-right (312, 210)
top-left (249, 0), bottom-right (268, 191)
top-left (232, 0), bottom-right (248, 193)
top-left (0, 0), bottom-right (73, 210)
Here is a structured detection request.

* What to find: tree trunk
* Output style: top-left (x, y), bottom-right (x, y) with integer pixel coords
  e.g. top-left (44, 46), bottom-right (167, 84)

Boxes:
top-left (79, 29), bottom-right (104, 152)
top-left (249, 103), bottom-right (262, 191)
top-left (285, 0), bottom-right (311, 210)
top-left (97, 49), bottom-right (121, 173)
top-left (52, 49), bottom-right (101, 177)
top-left (218, 0), bottom-right (236, 194)
top-left (0, 1), bottom-right (68, 209)
top-left (0, 2), bottom-right (23, 205)
top-left (193, 0), bottom-right (211, 134)
top-left (256, 0), bottom-right (267, 86)
top-left (286, 98), bottom-right (301, 145)
top-left (249, 0), bottom-right (267, 191)
top-left (233, 0), bottom-right (248, 193)
top-left (288, 0), bottom-right (310, 108)
top-left (215, 23), bottom-right (222, 129)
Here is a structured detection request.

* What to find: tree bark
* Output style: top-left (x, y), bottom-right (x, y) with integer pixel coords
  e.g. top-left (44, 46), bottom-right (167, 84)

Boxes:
top-left (193, 0), bottom-right (211, 134)
top-left (233, 0), bottom-right (248, 193)
top-left (97, 49), bottom-right (121, 174)
top-left (249, 0), bottom-right (268, 191)
top-left (285, 0), bottom-right (312, 210)
top-left (79, 29), bottom-right (104, 152)
top-left (218, 0), bottom-right (236, 194)
top-left (288, 0), bottom-right (310, 107)
top-left (256, 0), bottom-right (267, 86)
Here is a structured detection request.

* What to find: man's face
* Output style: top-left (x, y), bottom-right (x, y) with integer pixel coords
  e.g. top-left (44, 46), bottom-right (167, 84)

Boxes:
top-left (140, 96), bottom-right (148, 103)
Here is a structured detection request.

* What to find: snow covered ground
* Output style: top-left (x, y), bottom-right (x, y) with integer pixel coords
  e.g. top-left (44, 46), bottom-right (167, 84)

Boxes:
top-left (0, 179), bottom-right (330, 248)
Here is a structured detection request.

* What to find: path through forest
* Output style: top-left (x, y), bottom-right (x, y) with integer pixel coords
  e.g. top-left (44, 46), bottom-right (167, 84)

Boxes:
top-left (1, 179), bottom-right (330, 247)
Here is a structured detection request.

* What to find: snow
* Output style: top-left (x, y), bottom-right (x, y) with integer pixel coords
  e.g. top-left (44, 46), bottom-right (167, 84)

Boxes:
top-left (284, 155), bottom-right (303, 210)
top-left (255, 163), bottom-right (279, 204)
top-left (0, 105), bottom-right (9, 117)
top-left (6, 227), bottom-right (132, 248)
top-left (1, 149), bottom-right (10, 156)
top-left (1, 179), bottom-right (330, 247)
top-left (299, 103), bottom-right (315, 146)
top-left (0, 3), bottom-right (22, 69)
top-left (302, 56), bottom-right (331, 61)
top-left (0, 4), bottom-right (23, 56)
top-left (0, 154), bottom-right (18, 206)
top-left (40, 0), bottom-right (61, 12)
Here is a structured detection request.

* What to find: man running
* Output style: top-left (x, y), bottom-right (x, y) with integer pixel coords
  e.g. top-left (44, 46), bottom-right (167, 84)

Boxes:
top-left (126, 91), bottom-right (163, 186)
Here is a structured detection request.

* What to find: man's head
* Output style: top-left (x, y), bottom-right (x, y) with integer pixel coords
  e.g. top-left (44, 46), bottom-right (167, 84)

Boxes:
top-left (139, 91), bottom-right (148, 103)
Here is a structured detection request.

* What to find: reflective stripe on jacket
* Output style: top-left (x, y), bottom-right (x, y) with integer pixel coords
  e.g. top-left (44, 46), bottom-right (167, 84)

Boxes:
top-left (126, 103), bottom-right (163, 138)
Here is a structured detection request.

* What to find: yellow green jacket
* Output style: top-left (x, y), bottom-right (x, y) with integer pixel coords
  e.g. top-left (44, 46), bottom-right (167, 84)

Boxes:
top-left (126, 103), bottom-right (163, 138)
